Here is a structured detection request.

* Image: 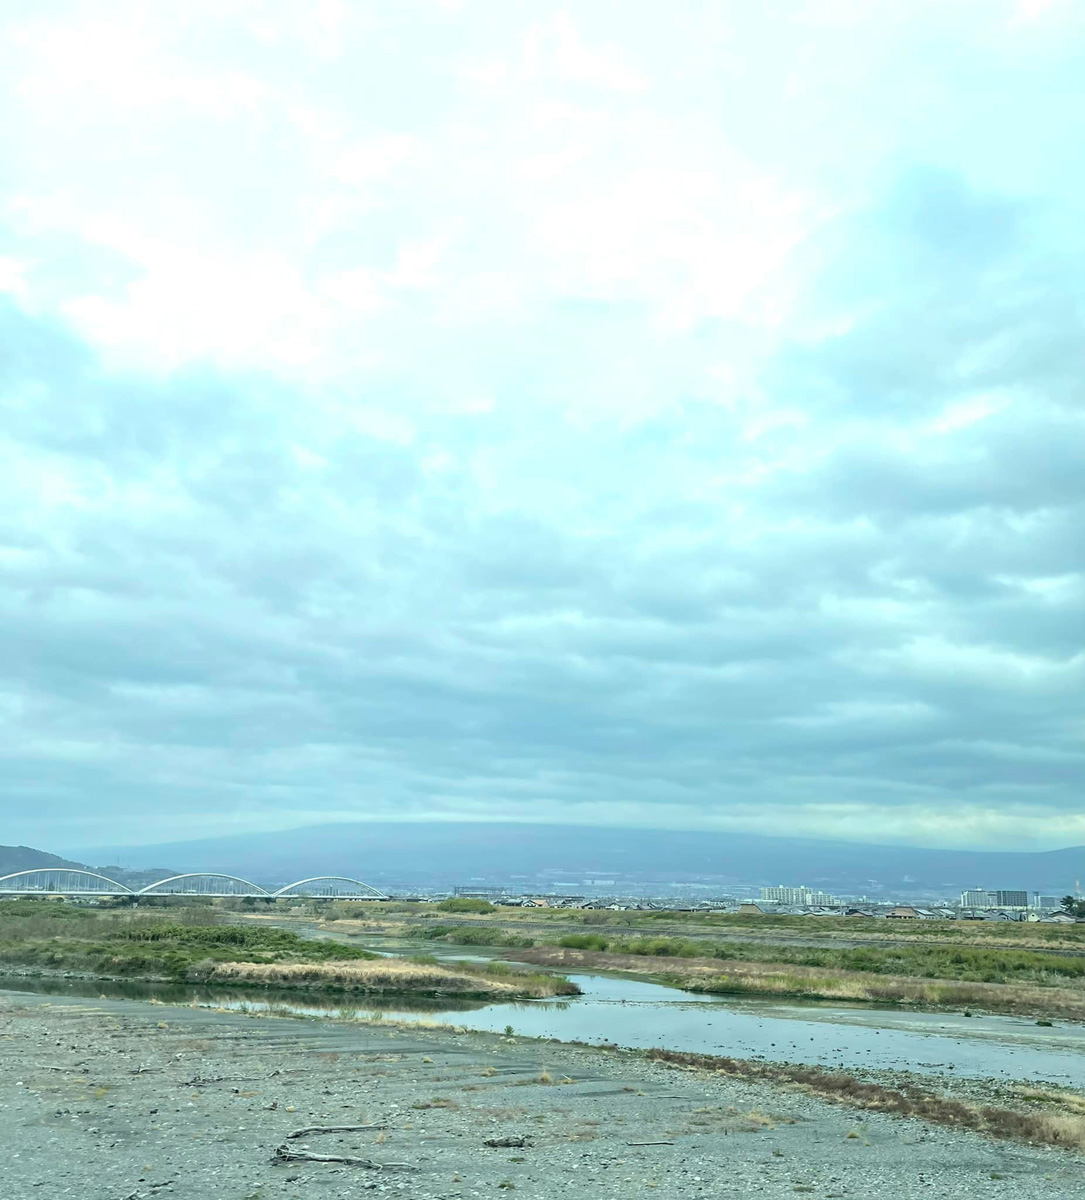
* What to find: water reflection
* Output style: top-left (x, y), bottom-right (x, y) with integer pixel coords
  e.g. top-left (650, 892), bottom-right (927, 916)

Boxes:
top-left (0, 973), bottom-right (493, 1014)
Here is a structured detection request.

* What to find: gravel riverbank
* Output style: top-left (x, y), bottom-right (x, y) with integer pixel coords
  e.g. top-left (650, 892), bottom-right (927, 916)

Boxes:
top-left (2, 989), bottom-right (1084, 1200)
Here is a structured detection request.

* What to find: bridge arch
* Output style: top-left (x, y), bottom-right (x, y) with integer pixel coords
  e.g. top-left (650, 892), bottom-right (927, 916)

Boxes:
top-left (273, 876), bottom-right (388, 899)
top-left (0, 868), bottom-right (134, 894)
top-left (136, 873), bottom-right (270, 896)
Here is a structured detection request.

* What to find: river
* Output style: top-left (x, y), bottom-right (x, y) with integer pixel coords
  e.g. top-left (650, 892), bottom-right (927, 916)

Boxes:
top-left (5, 928), bottom-right (1085, 1088)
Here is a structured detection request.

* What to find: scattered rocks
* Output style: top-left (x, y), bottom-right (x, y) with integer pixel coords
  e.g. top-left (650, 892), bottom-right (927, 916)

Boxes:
top-left (1, 990), bottom-right (1083, 1199)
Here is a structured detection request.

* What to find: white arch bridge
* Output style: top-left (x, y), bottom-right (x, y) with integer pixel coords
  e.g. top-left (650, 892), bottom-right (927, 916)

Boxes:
top-left (0, 869), bottom-right (388, 900)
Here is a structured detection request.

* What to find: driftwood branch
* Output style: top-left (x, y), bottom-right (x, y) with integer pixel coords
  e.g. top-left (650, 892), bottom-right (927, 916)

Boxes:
top-left (627, 1140), bottom-right (675, 1146)
top-left (285, 1124), bottom-right (389, 1139)
top-left (271, 1146), bottom-right (414, 1170)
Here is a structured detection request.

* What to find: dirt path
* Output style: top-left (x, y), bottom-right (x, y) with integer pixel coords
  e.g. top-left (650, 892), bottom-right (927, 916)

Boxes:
top-left (1, 989), bottom-right (1082, 1199)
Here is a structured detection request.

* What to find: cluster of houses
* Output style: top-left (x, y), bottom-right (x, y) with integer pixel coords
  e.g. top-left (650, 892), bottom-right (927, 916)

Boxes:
top-left (734, 901), bottom-right (1077, 921)
top-left (449, 893), bottom-right (1080, 921)
top-left (448, 886), bottom-right (1080, 920)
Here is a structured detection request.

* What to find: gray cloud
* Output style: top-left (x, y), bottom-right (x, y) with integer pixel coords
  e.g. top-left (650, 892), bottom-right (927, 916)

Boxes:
top-left (2, 155), bottom-right (1084, 851)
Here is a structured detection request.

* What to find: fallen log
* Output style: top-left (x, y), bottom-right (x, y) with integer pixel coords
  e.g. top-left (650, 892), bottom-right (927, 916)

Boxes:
top-left (271, 1146), bottom-right (414, 1170)
top-left (285, 1124), bottom-right (389, 1139)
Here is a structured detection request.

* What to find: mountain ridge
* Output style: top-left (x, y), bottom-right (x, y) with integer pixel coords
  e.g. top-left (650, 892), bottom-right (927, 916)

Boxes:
top-left (0, 845), bottom-right (178, 890)
top-left (0, 844), bottom-right (91, 876)
top-left (64, 822), bottom-right (1085, 897)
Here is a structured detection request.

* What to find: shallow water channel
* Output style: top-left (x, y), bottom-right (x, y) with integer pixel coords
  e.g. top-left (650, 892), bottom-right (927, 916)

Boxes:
top-left (7, 930), bottom-right (1085, 1088)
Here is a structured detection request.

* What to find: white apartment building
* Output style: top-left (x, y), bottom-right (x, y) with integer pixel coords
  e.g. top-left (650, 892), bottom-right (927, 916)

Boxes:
top-left (760, 885), bottom-right (838, 906)
top-left (960, 888), bottom-right (1030, 909)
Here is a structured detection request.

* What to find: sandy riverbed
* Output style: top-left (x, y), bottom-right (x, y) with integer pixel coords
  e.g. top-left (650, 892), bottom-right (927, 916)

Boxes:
top-left (2, 989), bottom-right (1084, 1200)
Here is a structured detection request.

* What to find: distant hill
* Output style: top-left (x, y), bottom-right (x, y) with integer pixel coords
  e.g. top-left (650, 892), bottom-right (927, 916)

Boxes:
top-left (93, 864), bottom-right (183, 889)
top-left (0, 844), bottom-right (91, 876)
top-left (0, 845), bottom-right (176, 890)
top-left (68, 822), bottom-right (1085, 897)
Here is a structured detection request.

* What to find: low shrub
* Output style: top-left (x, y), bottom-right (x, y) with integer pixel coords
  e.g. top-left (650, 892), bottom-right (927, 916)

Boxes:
top-left (0, 912), bottom-right (380, 982)
top-left (559, 934), bottom-right (610, 951)
top-left (436, 898), bottom-right (497, 914)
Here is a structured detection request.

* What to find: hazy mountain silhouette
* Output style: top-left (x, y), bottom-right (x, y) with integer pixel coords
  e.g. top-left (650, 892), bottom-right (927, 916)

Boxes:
top-left (68, 823), bottom-right (1085, 896)
top-left (0, 844), bottom-right (91, 876)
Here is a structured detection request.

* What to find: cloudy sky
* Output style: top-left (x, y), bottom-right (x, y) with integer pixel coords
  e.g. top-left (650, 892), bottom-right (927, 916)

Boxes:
top-left (2, 0), bottom-right (1083, 853)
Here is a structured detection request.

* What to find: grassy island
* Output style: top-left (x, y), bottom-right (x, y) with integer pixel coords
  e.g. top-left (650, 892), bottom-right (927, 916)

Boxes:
top-left (0, 901), bottom-right (578, 999)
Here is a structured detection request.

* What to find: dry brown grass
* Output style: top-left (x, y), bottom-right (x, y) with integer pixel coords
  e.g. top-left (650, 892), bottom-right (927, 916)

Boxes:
top-left (512, 947), bottom-right (1082, 1019)
top-left (248, 905), bottom-right (1085, 954)
top-left (684, 1105), bottom-right (793, 1134)
top-left (207, 958), bottom-right (566, 998)
top-left (1009, 1086), bottom-right (1085, 1115)
top-left (647, 1048), bottom-right (1085, 1151)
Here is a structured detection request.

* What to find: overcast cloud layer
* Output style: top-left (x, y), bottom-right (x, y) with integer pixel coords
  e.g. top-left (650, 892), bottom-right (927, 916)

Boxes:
top-left (2, 0), bottom-right (1083, 851)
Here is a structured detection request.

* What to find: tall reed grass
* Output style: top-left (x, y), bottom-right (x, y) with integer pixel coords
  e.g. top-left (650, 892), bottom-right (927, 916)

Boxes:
top-left (208, 958), bottom-right (577, 997)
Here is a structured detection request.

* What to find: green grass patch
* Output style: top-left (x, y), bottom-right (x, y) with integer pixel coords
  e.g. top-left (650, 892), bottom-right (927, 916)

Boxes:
top-left (393, 921), bottom-right (1085, 983)
top-left (584, 934), bottom-right (1085, 986)
top-left (0, 910), bottom-right (380, 983)
top-left (407, 924), bottom-right (535, 948)
top-left (435, 898), bottom-right (497, 914)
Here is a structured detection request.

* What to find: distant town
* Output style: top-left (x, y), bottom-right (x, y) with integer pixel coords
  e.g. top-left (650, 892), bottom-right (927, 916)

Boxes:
top-left (3, 844), bottom-right (1081, 921)
top-left (443, 883), bottom-right (1078, 921)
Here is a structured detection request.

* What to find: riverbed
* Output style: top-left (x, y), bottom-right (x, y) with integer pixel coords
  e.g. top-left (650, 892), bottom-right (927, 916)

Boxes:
top-left (7, 927), bottom-right (1085, 1088)
top-left (8, 988), bottom-right (1078, 1200)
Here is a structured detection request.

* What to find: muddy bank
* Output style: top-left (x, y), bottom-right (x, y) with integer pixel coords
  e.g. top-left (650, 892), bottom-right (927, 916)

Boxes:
top-left (4, 990), bottom-right (1085, 1200)
top-left (0, 957), bottom-right (577, 1001)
